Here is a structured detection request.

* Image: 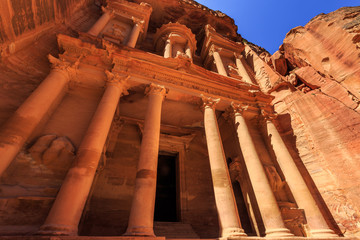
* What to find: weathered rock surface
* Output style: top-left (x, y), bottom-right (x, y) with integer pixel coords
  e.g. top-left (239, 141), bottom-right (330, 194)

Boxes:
top-left (267, 6), bottom-right (360, 236)
top-left (282, 7), bottom-right (360, 100)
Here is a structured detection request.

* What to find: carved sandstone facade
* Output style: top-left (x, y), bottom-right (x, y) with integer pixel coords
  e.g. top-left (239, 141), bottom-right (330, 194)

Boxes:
top-left (0, 1), bottom-right (358, 240)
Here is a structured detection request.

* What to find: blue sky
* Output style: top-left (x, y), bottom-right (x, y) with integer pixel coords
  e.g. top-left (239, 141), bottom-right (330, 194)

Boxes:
top-left (195, 0), bottom-right (360, 54)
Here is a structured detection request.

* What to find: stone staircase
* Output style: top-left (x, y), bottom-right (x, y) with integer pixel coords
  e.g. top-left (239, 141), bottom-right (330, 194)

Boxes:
top-left (154, 221), bottom-right (199, 239)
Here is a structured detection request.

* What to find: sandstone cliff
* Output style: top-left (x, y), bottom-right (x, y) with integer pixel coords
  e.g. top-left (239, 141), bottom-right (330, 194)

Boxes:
top-left (267, 7), bottom-right (360, 236)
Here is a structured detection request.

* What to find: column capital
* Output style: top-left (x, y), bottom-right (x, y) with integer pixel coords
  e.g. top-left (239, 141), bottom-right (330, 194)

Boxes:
top-left (234, 52), bottom-right (244, 60)
top-left (101, 6), bottom-right (115, 18)
top-left (209, 45), bottom-right (222, 56)
top-left (261, 109), bottom-right (278, 122)
top-left (48, 54), bottom-right (79, 79)
top-left (201, 95), bottom-right (220, 110)
top-left (131, 17), bottom-right (145, 30)
top-left (231, 102), bottom-right (249, 115)
top-left (145, 83), bottom-right (167, 98)
top-left (105, 70), bottom-right (130, 95)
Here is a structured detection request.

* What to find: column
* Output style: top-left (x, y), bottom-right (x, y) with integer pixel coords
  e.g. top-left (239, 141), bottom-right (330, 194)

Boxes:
top-left (235, 53), bottom-right (252, 84)
top-left (202, 96), bottom-right (246, 238)
top-left (185, 45), bottom-right (192, 59)
top-left (125, 84), bottom-right (167, 236)
top-left (263, 111), bottom-right (338, 238)
top-left (210, 46), bottom-right (227, 76)
top-left (0, 60), bottom-right (72, 177)
top-left (39, 72), bottom-right (128, 235)
top-left (87, 7), bottom-right (114, 37)
top-left (231, 103), bottom-right (293, 237)
top-left (127, 17), bottom-right (144, 48)
top-left (164, 38), bottom-right (172, 58)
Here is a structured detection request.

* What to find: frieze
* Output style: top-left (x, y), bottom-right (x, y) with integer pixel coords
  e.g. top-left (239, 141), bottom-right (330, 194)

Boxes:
top-left (114, 57), bottom-right (256, 103)
top-left (55, 34), bottom-right (272, 107)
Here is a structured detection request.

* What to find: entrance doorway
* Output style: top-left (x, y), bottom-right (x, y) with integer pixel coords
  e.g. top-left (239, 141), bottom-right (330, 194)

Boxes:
top-left (154, 153), bottom-right (178, 222)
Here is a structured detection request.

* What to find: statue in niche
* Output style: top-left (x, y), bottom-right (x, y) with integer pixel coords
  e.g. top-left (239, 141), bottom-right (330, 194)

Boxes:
top-left (228, 62), bottom-right (242, 80)
top-left (264, 165), bottom-right (289, 202)
top-left (103, 23), bottom-right (127, 44)
top-left (28, 134), bottom-right (75, 173)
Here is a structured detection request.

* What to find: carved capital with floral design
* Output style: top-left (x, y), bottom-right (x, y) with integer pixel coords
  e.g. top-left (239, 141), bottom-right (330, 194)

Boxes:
top-left (105, 70), bottom-right (130, 95)
top-left (48, 54), bottom-right (79, 80)
top-left (231, 102), bottom-right (249, 115)
top-left (201, 95), bottom-right (220, 110)
top-left (208, 45), bottom-right (222, 57)
top-left (261, 109), bottom-right (278, 122)
top-left (223, 102), bottom-right (249, 123)
top-left (145, 83), bottom-right (167, 100)
top-left (234, 52), bottom-right (244, 60)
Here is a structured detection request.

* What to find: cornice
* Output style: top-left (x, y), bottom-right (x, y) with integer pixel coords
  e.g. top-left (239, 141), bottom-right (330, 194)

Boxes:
top-left (56, 34), bottom-right (273, 108)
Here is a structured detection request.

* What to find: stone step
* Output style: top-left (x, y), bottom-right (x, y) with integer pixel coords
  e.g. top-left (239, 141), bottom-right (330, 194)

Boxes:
top-left (154, 222), bottom-right (199, 239)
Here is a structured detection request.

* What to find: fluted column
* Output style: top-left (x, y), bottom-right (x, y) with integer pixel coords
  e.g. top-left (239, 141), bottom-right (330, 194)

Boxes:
top-left (202, 96), bottom-right (246, 238)
top-left (127, 17), bottom-right (144, 48)
top-left (87, 7), bottom-right (114, 37)
top-left (210, 46), bottom-right (227, 76)
top-left (125, 84), bottom-right (167, 236)
top-left (234, 53), bottom-right (252, 84)
top-left (39, 72), bottom-right (129, 236)
top-left (0, 58), bottom-right (73, 177)
top-left (263, 111), bottom-right (338, 238)
top-left (231, 103), bottom-right (293, 237)
top-left (164, 38), bottom-right (172, 58)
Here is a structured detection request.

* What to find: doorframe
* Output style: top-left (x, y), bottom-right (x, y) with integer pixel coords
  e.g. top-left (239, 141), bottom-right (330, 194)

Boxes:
top-left (158, 133), bottom-right (195, 222)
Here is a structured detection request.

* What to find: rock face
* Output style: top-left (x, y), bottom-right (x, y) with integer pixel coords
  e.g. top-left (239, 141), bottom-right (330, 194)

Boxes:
top-left (268, 7), bottom-right (360, 236)
top-left (0, 0), bottom-right (359, 239)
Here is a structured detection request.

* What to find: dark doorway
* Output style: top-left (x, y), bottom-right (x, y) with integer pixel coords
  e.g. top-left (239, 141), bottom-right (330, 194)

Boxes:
top-left (154, 153), bottom-right (178, 222)
top-left (232, 181), bottom-right (256, 235)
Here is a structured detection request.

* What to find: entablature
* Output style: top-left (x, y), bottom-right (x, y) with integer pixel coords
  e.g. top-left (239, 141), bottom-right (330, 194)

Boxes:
top-left (201, 25), bottom-right (246, 79)
top-left (56, 34), bottom-right (273, 115)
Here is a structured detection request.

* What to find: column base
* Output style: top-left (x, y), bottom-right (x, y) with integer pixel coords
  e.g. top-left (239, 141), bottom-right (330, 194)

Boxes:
top-left (124, 226), bottom-right (156, 237)
top-left (221, 227), bottom-right (247, 239)
top-left (311, 229), bottom-right (338, 238)
top-left (37, 224), bottom-right (78, 236)
top-left (265, 228), bottom-right (294, 238)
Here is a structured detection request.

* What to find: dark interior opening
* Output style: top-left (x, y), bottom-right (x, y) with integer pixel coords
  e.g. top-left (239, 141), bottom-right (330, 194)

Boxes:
top-left (232, 181), bottom-right (256, 235)
top-left (154, 153), bottom-right (178, 222)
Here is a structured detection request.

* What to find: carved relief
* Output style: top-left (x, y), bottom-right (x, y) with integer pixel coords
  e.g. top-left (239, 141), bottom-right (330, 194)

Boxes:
top-left (103, 23), bottom-right (128, 44)
top-left (28, 135), bottom-right (75, 173)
